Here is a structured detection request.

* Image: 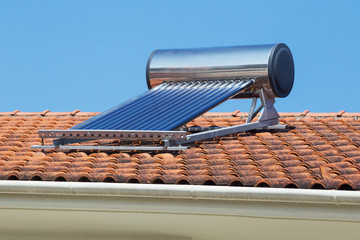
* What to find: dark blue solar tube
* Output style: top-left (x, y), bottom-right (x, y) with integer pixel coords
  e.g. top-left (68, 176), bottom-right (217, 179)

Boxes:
top-left (104, 81), bottom-right (202, 130)
top-left (143, 81), bottom-right (228, 130)
top-left (76, 82), bottom-right (188, 130)
top-left (150, 80), bottom-right (246, 130)
top-left (95, 83), bottom-right (179, 129)
top-left (161, 80), bottom-right (254, 130)
top-left (113, 83), bottom-right (193, 130)
top-left (95, 81), bottom-right (197, 130)
top-left (84, 84), bottom-right (175, 129)
top-left (70, 79), bottom-right (254, 131)
top-left (72, 83), bottom-right (169, 129)
top-left (132, 81), bottom-right (222, 130)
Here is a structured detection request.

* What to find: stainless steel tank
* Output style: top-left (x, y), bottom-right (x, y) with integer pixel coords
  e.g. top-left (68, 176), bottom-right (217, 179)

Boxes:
top-left (146, 43), bottom-right (295, 98)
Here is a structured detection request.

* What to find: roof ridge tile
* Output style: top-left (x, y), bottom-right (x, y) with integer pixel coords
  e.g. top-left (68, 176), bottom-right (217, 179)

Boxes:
top-left (40, 110), bottom-right (50, 116)
top-left (11, 110), bottom-right (20, 116)
top-left (70, 109), bottom-right (81, 116)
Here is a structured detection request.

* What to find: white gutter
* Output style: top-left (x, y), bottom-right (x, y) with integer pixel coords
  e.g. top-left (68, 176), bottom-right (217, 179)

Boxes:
top-left (0, 180), bottom-right (360, 220)
top-left (0, 181), bottom-right (359, 205)
top-left (0, 181), bottom-right (360, 240)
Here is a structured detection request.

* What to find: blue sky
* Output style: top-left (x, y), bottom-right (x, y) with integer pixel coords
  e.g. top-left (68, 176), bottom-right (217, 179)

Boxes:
top-left (0, 0), bottom-right (359, 113)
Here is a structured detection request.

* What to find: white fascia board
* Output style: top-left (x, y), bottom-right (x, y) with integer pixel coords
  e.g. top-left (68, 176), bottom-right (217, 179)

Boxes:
top-left (0, 181), bottom-right (358, 204)
top-left (0, 181), bottom-right (360, 240)
top-left (0, 181), bottom-right (359, 215)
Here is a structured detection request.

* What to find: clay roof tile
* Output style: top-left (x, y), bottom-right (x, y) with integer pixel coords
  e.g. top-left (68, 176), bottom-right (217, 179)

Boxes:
top-left (0, 111), bottom-right (360, 190)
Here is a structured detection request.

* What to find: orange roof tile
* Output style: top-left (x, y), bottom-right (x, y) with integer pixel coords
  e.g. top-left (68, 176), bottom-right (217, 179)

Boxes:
top-left (1, 110), bottom-right (360, 190)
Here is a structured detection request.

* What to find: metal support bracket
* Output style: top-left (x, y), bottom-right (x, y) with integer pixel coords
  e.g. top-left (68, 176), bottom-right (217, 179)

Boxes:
top-left (176, 118), bottom-right (279, 145)
top-left (170, 89), bottom-right (282, 146)
top-left (258, 89), bottom-right (280, 122)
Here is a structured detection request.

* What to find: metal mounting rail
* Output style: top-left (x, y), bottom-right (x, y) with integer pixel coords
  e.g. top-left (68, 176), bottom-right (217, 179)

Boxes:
top-left (38, 129), bottom-right (187, 141)
top-left (31, 145), bottom-right (188, 151)
top-left (34, 129), bottom-right (188, 151)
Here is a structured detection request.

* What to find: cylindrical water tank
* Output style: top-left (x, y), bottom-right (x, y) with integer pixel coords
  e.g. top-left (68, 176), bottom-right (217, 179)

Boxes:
top-left (146, 43), bottom-right (294, 98)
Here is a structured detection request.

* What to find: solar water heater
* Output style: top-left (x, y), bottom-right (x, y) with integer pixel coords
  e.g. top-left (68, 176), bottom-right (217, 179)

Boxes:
top-left (32, 43), bottom-right (295, 151)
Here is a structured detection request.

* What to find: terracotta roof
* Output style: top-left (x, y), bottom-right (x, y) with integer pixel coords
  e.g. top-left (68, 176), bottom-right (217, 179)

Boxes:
top-left (1, 110), bottom-right (360, 190)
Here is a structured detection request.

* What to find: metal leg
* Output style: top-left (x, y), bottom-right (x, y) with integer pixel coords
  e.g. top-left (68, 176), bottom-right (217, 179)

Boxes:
top-left (251, 104), bottom-right (264, 122)
top-left (246, 97), bottom-right (258, 123)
